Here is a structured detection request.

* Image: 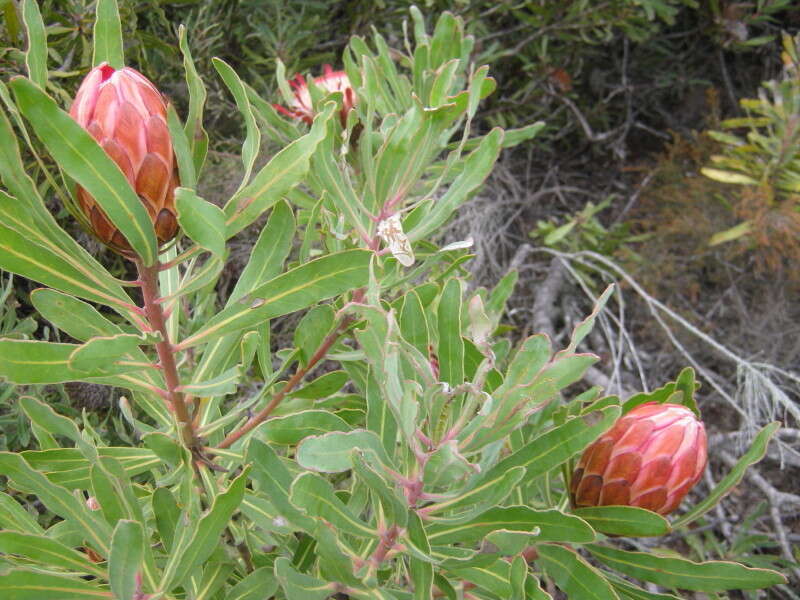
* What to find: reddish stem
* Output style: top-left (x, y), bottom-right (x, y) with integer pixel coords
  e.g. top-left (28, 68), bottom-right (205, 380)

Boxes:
top-left (135, 258), bottom-right (196, 448)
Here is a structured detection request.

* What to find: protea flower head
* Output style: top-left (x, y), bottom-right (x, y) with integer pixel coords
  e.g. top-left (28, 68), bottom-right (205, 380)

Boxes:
top-left (571, 402), bottom-right (707, 515)
top-left (69, 62), bottom-right (178, 254)
top-left (275, 65), bottom-right (356, 126)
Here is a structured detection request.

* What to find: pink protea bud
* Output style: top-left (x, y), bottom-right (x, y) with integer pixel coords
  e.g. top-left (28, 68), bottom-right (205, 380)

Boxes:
top-left (69, 62), bottom-right (179, 254)
top-left (275, 64), bottom-right (356, 126)
top-left (571, 402), bottom-right (708, 516)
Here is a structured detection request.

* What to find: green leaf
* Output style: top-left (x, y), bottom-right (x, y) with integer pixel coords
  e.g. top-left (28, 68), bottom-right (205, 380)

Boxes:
top-left (0, 570), bottom-right (113, 599)
top-left (109, 520), bottom-right (145, 600)
top-left (562, 284), bottom-right (614, 354)
top-left (225, 566), bottom-right (278, 600)
top-left (178, 25), bottom-right (208, 175)
top-left (290, 472), bottom-right (377, 538)
top-left (537, 543), bottom-right (619, 600)
top-left (178, 365), bottom-right (242, 397)
top-left (180, 250), bottom-right (371, 349)
top-left (700, 167), bottom-right (758, 185)
top-left (247, 439), bottom-right (316, 531)
top-left (176, 188), bottom-right (226, 258)
top-left (274, 557), bottom-right (335, 600)
top-left (90, 456), bottom-right (145, 525)
top-left (408, 128), bottom-right (503, 241)
top-left (0, 492), bottom-right (44, 534)
top-left (290, 370), bottom-right (348, 399)
top-left (294, 305), bottom-right (335, 366)
top-left (605, 573), bottom-right (680, 600)
top-left (351, 449), bottom-right (408, 527)
top-left (674, 422), bottom-right (779, 528)
top-left (31, 288), bottom-right (120, 341)
top-left (167, 104), bottom-right (197, 188)
top-left (225, 102), bottom-right (334, 237)
top-left (709, 220), bottom-right (753, 246)
top-left (478, 406), bottom-right (620, 483)
top-left (10, 78), bottom-right (157, 264)
top-left (0, 192), bottom-right (131, 309)
top-left (573, 506), bottom-right (670, 537)
top-left (0, 531), bottom-right (106, 577)
top-left (424, 466), bottom-right (525, 523)
top-left (69, 333), bottom-right (156, 374)
top-left (427, 506), bottom-right (595, 545)
top-left (22, 447), bottom-right (159, 490)
top-left (230, 200), bottom-right (295, 302)
top-left (256, 410), bottom-right (351, 445)
top-left (152, 488), bottom-right (180, 552)
top-left (587, 544), bottom-right (786, 591)
top-left (21, 0), bottom-right (47, 87)
top-left (366, 370), bottom-right (398, 456)
top-left (484, 529), bottom-right (541, 555)
top-left (18, 396), bottom-right (95, 457)
top-left (93, 0), bottom-right (124, 68)
top-left (437, 278), bottom-right (464, 386)
top-left (296, 429), bottom-right (390, 473)
top-left (160, 468), bottom-right (249, 591)
top-left (407, 512), bottom-right (434, 600)
top-left (0, 452), bottom-right (112, 556)
top-left (213, 58), bottom-right (260, 188)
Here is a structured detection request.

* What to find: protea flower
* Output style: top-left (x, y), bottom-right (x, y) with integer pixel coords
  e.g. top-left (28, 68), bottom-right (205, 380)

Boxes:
top-left (275, 65), bottom-right (356, 126)
top-left (69, 62), bottom-right (178, 254)
top-left (571, 402), bottom-right (707, 515)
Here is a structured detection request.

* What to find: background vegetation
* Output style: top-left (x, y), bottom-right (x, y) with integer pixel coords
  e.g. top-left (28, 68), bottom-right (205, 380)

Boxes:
top-left (1, 0), bottom-right (800, 597)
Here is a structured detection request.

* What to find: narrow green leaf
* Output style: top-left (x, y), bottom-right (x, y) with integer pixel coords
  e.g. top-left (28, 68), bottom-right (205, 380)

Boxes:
top-left (0, 452), bottom-right (112, 556)
top-left (256, 410), bottom-right (351, 445)
top-left (152, 488), bottom-right (180, 552)
top-left (10, 78), bottom-right (157, 264)
top-left (673, 422), bottom-right (779, 528)
top-left (274, 557), bottom-right (335, 600)
top-left (31, 288), bottom-right (121, 341)
top-left (225, 102), bottom-right (334, 237)
top-left (0, 492), bottom-right (43, 534)
top-left (294, 304), bottom-right (335, 366)
top-left (230, 200), bottom-right (294, 302)
top-left (247, 439), bottom-right (316, 531)
top-left (162, 468), bottom-right (249, 591)
top-left (437, 278), bottom-right (464, 386)
top-left (21, 0), bottom-right (47, 87)
top-left (178, 25), bottom-right (208, 175)
top-left (69, 333), bottom-right (156, 374)
top-left (289, 472), bottom-right (377, 538)
top-left (537, 543), bottom-right (619, 600)
top-left (213, 58), bottom-right (260, 188)
top-left (225, 566), bottom-right (278, 600)
top-left (478, 406), bottom-right (620, 483)
top-left (18, 396), bottom-right (94, 457)
top-left (180, 250), bottom-right (371, 349)
top-left (166, 105), bottom-right (197, 188)
top-left (587, 544), bottom-right (786, 591)
top-left (92, 0), bottom-right (123, 68)
top-left (0, 570), bottom-right (113, 599)
top-left (109, 520), bottom-right (145, 600)
top-left (573, 506), bottom-right (670, 537)
top-left (408, 127), bottom-right (503, 241)
top-left (427, 506), bottom-right (595, 545)
top-left (178, 365), bottom-right (242, 396)
top-left (0, 193), bottom-right (131, 308)
top-left (176, 188), bottom-right (226, 258)
top-left (0, 531), bottom-right (106, 577)
top-left (424, 466), bottom-right (525, 521)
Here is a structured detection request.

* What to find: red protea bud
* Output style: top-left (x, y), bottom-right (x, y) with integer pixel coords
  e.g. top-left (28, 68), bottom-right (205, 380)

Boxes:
top-left (275, 64), bottom-right (356, 126)
top-left (69, 62), bottom-right (179, 254)
top-left (571, 402), bottom-right (707, 515)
